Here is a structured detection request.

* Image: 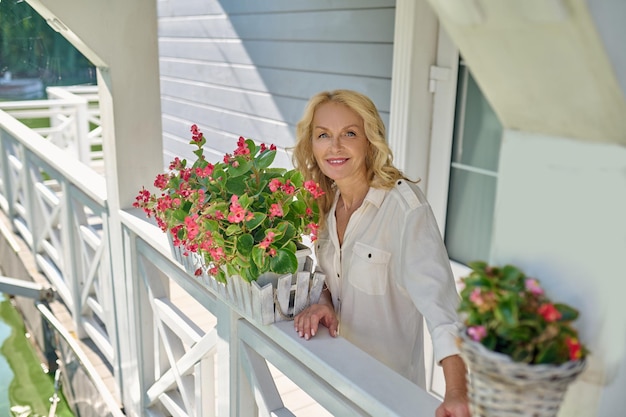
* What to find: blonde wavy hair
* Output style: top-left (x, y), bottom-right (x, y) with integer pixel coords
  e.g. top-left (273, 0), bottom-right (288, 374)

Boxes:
top-left (292, 89), bottom-right (412, 229)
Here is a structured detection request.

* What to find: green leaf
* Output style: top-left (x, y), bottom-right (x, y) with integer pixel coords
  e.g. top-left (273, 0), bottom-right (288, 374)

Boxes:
top-left (270, 248), bottom-right (298, 274)
top-left (255, 148), bottom-right (277, 170)
top-left (225, 223), bottom-right (241, 236)
top-left (237, 234), bottom-right (254, 255)
top-left (233, 254), bottom-right (251, 269)
top-left (468, 261), bottom-right (488, 273)
top-left (173, 208), bottom-right (189, 222)
top-left (275, 221), bottom-right (297, 244)
top-left (535, 342), bottom-right (559, 364)
top-left (245, 139), bottom-right (257, 155)
top-left (203, 219), bottom-right (220, 233)
top-left (285, 169), bottom-right (304, 187)
top-left (252, 246), bottom-right (269, 270)
top-left (554, 303), bottom-right (579, 321)
top-left (228, 158), bottom-right (253, 177)
top-left (244, 212), bottom-right (266, 231)
top-left (225, 176), bottom-right (247, 196)
top-left (494, 297), bottom-right (518, 327)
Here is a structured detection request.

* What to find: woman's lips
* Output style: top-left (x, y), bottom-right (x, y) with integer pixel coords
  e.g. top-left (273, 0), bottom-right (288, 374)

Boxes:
top-left (326, 158), bottom-right (348, 165)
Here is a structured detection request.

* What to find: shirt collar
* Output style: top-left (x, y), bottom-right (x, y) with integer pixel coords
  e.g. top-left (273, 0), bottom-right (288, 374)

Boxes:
top-left (334, 186), bottom-right (386, 209)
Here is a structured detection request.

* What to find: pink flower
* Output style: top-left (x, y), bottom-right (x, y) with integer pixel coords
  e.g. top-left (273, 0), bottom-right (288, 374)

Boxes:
top-left (190, 124), bottom-right (203, 143)
top-left (154, 174), bottom-right (169, 189)
top-left (469, 288), bottom-right (484, 306)
top-left (307, 222), bottom-right (319, 242)
top-left (169, 157), bottom-right (183, 170)
top-left (538, 303), bottom-right (562, 322)
top-left (304, 180), bottom-right (325, 198)
top-left (195, 164), bottom-right (214, 178)
top-left (259, 232), bottom-right (276, 250)
top-left (467, 326), bottom-right (487, 342)
top-left (209, 247), bottom-right (225, 262)
top-left (269, 203), bottom-right (283, 218)
top-left (228, 195), bottom-right (246, 223)
top-left (565, 337), bottom-right (582, 360)
top-left (525, 278), bottom-right (544, 296)
top-left (269, 178), bottom-right (282, 192)
top-left (281, 180), bottom-right (295, 195)
top-left (184, 214), bottom-right (199, 240)
top-left (234, 136), bottom-right (251, 156)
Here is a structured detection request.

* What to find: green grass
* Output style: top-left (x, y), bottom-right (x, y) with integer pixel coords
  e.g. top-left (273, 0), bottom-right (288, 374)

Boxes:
top-left (0, 295), bottom-right (74, 417)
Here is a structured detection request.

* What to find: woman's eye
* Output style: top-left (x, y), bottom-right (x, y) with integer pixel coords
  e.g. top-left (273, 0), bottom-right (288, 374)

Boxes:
top-left (345, 131), bottom-right (356, 137)
top-left (317, 132), bottom-right (329, 139)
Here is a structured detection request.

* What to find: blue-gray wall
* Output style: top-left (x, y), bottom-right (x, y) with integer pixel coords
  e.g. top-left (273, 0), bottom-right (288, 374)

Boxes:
top-left (157, 0), bottom-right (395, 168)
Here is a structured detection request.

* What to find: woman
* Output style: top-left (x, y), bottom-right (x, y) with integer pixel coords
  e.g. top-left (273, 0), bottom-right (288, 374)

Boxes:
top-left (292, 90), bottom-right (469, 417)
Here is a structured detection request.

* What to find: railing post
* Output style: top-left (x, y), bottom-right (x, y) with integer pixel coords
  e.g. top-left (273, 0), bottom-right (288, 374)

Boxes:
top-left (22, 149), bottom-right (38, 251)
top-left (0, 124), bottom-right (13, 214)
top-left (61, 181), bottom-right (86, 338)
top-left (215, 301), bottom-right (256, 417)
top-left (74, 97), bottom-right (91, 165)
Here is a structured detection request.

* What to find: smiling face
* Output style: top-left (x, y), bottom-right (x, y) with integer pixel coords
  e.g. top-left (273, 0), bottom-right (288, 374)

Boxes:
top-left (311, 101), bottom-right (370, 188)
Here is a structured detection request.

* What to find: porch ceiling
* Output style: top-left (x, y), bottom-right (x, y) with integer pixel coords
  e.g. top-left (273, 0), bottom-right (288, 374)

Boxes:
top-left (426, 0), bottom-right (626, 145)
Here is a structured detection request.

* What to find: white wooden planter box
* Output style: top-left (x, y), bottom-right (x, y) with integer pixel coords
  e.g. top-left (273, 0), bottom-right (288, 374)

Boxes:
top-left (168, 237), bottom-right (325, 325)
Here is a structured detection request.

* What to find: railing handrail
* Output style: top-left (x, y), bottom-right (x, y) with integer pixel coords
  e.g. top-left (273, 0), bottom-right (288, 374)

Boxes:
top-left (0, 97), bottom-right (86, 109)
top-left (0, 109), bottom-right (106, 204)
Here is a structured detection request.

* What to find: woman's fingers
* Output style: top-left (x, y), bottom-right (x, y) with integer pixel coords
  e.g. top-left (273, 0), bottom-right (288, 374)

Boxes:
top-left (294, 304), bottom-right (337, 339)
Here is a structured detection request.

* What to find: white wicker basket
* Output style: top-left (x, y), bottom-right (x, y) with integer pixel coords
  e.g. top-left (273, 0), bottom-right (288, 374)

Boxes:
top-left (168, 235), bottom-right (324, 325)
top-left (458, 330), bottom-right (586, 417)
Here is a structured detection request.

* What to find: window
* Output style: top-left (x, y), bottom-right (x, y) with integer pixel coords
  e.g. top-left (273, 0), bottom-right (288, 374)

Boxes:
top-left (444, 60), bottom-right (502, 265)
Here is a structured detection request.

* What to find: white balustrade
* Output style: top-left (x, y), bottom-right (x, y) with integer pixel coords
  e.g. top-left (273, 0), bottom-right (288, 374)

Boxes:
top-left (0, 85), bottom-right (101, 167)
top-left (0, 100), bottom-right (442, 416)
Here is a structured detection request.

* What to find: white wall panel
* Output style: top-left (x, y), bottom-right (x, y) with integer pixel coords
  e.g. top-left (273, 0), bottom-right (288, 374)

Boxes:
top-left (157, 0), bottom-right (395, 169)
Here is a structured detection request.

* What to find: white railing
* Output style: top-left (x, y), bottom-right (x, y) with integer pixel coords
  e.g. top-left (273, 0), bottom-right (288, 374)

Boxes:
top-left (0, 85), bottom-right (101, 167)
top-left (0, 105), bottom-right (442, 416)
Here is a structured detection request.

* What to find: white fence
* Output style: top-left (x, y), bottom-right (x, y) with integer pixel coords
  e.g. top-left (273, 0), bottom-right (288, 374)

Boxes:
top-left (0, 85), bottom-right (102, 167)
top-left (0, 92), bottom-right (441, 417)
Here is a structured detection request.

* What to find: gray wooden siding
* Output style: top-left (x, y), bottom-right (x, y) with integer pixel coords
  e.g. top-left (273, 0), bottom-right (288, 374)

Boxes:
top-left (157, 0), bottom-right (395, 168)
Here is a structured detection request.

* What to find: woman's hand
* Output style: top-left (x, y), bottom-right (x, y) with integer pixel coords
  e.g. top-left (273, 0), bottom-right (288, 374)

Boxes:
top-left (436, 355), bottom-right (470, 417)
top-left (435, 388), bottom-right (470, 417)
top-left (294, 303), bottom-right (338, 339)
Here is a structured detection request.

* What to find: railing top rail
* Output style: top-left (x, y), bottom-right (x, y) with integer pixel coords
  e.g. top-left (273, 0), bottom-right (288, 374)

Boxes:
top-left (243, 318), bottom-right (441, 416)
top-left (0, 97), bottom-right (86, 110)
top-left (0, 109), bottom-right (106, 204)
top-left (44, 86), bottom-right (90, 102)
top-left (47, 85), bottom-right (98, 94)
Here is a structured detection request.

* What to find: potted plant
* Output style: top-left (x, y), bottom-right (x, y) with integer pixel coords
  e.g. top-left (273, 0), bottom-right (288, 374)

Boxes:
top-left (134, 124), bottom-right (325, 323)
top-left (457, 261), bottom-right (588, 417)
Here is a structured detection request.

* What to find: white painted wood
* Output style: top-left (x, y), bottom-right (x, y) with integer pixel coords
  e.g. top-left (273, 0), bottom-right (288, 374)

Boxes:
top-left (425, 27), bottom-right (459, 235)
top-left (240, 343), bottom-right (288, 416)
top-left (388, 0), bottom-right (439, 183)
top-left (157, 0), bottom-right (395, 172)
top-left (158, 9), bottom-right (394, 43)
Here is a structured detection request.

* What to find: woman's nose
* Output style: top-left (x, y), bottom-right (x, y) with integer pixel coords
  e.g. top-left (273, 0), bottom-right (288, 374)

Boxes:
top-left (330, 135), bottom-right (342, 150)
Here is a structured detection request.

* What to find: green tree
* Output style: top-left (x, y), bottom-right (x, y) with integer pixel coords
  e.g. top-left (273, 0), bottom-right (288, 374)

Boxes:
top-left (0, 0), bottom-right (94, 85)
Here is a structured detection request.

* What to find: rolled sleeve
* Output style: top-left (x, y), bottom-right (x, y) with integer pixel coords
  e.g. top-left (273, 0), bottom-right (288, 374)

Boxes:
top-left (398, 189), bottom-right (462, 366)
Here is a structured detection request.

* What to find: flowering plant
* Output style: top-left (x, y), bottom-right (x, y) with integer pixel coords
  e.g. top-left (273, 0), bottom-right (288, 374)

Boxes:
top-left (134, 124), bottom-right (324, 283)
top-left (458, 261), bottom-right (588, 365)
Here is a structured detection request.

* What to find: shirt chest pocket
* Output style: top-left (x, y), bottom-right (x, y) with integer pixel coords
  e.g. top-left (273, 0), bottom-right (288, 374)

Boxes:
top-left (348, 242), bottom-right (392, 295)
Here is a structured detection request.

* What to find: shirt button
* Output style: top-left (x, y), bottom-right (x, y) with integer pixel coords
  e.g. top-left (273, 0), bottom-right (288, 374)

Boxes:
top-left (337, 273), bottom-right (340, 278)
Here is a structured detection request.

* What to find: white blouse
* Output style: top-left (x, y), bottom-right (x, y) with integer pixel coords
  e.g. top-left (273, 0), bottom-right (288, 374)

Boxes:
top-left (315, 179), bottom-right (461, 387)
